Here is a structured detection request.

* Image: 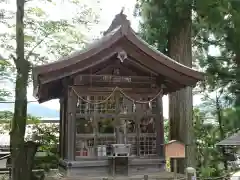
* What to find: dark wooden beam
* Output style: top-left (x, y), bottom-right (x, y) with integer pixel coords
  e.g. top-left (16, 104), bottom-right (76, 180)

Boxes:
top-left (74, 75), bottom-right (156, 89)
top-left (72, 86), bottom-right (160, 96)
top-left (59, 98), bottom-right (64, 159)
top-left (74, 75), bottom-right (156, 84)
top-left (66, 87), bottom-right (78, 160)
top-left (155, 94), bottom-right (164, 158)
top-left (63, 95), bottom-right (68, 159)
top-left (76, 112), bottom-right (156, 119)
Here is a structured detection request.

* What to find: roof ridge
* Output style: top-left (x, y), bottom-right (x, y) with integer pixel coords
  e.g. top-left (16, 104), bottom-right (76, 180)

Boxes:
top-left (104, 12), bottom-right (130, 36)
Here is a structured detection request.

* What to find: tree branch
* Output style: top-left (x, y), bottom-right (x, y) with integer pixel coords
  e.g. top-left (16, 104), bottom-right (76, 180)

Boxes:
top-left (25, 33), bottom-right (50, 61)
top-left (10, 54), bottom-right (17, 66)
top-left (24, 0), bottom-right (33, 3)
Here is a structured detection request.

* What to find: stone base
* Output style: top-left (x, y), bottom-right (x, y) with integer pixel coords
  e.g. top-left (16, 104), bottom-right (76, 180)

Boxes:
top-left (128, 158), bottom-right (165, 176)
top-left (47, 171), bottom-right (185, 180)
top-left (58, 157), bottom-right (166, 179)
top-left (59, 159), bottom-right (109, 177)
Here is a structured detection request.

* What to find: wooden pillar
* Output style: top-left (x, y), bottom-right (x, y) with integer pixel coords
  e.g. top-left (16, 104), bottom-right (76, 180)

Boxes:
top-left (59, 98), bottom-right (65, 159)
top-left (155, 94), bottom-right (164, 157)
top-left (66, 87), bottom-right (77, 161)
top-left (135, 102), bottom-right (142, 156)
top-left (93, 101), bottom-right (99, 157)
top-left (135, 114), bottom-right (141, 156)
top-left (115, 91), bottom-right (121, 144)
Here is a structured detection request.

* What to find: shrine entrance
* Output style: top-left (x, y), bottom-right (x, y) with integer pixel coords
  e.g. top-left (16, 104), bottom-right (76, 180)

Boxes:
top-left (74, 85), bottom-right (160, 158)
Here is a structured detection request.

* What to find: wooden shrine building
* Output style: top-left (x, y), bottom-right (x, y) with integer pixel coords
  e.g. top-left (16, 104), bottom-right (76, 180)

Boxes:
top-left (217, 132), bottom-right (240, 146)
top-left (32, 12), bottom-right (204, 178)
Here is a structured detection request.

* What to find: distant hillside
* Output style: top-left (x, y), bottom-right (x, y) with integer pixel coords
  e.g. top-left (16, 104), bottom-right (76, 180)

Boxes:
top-left (0, 102), bottom-right (59, 119)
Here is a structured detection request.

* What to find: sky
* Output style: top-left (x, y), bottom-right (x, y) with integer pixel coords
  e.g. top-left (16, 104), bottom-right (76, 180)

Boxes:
top-left (1, 0), bottom-right (207, 118)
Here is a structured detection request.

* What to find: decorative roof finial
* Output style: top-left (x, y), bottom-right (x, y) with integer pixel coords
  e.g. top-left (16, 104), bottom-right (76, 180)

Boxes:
top-left (120, 7), bottom-right (125, 14)
top-left (103, 7), bottom-right (130, 36)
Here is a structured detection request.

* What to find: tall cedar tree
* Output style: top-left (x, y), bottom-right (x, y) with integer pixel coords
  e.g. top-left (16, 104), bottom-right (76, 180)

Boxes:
top-left (136, 0), bottom-right (240, 174)
top-left (136, 0), bottom-right (195, 173)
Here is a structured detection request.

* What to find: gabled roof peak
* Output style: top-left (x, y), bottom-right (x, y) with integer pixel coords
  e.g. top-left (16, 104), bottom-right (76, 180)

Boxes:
top-left (104, 9), bottom-right (130, 36)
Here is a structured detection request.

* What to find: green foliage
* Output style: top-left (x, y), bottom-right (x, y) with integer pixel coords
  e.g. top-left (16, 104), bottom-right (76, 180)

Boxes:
top-left (0, 55), bottom-right (11, 100)
top-left (193, 1), bottom-right (240, 107)
top-left (136, 0), bottom-right (240, 177)
top-left (135, 0), bottom-right (169, 53)
top-left (164, 119), bottom-right (169, 143)
top-left (0, 110), bottom-right (40, 124)
top-left (193, 104), bottom-right (240, 177)
top-left (193, 86), bottom-right (239, 177)
top-left (0, 110), bottom-right (13, 120)
top-left (0, 175), bottom-right (9, 180)
top-left (193, 108), bottom-right (222, 177)
top-left (0, 110), bottom-right (13, 132)
top-left (31, 123), bottom-right (59, 171)
top-left (0, 0), bottom-right (100, 79)
top-left (0, 111), bottom-right (60, 171)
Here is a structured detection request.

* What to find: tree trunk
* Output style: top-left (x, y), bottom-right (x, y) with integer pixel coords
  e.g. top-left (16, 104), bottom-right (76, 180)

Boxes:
top-left (215, 97), bottom-right (228, 170)
top-left (234, 53), bottom-right (240, 114)
top-left (10, 0), bottom-right (38, 180)
top-left (168, 4), bottom-right (195, 173)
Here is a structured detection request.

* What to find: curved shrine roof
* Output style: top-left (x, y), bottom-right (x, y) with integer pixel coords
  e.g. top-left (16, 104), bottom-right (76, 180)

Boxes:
top-left (32, 12), bottom-right (204, 102)
top-left (216, 132), bottom-right (240, 146)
